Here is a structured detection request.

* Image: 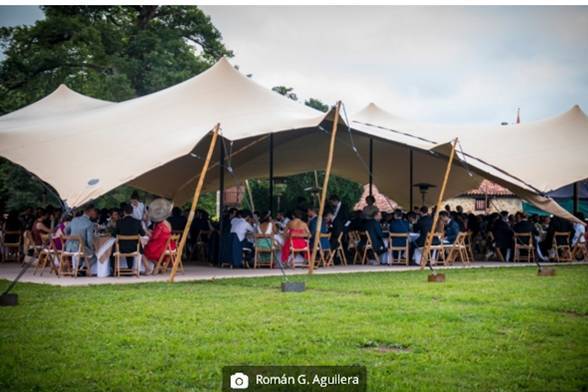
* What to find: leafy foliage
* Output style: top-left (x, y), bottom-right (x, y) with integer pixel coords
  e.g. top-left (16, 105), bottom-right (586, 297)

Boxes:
top-left (0, 6), bottom-right (231, 211)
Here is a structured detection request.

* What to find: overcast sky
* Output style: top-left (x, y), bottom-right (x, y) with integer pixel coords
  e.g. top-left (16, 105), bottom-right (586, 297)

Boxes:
top-left (1, 5), bottom-right (587, 125)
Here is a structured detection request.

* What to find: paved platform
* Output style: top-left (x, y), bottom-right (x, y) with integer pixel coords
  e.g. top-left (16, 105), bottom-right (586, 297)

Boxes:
top-left (0, 261), bottom-right (585, 287)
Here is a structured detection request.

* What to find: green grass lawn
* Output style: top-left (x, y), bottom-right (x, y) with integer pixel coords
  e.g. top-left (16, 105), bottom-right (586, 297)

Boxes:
top-left (1, 265), bottom-right (588, 391)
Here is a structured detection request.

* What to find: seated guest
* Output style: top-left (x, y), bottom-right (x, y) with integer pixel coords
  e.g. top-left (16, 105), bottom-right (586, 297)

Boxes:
top-left (389, 209), bottom-right (410, 242)
top-left (492, 211), bottom-right (514, 261)
top-left (31, 209), bottom-right (52, 246)
top-left (572, 212), bottom-right (586, 248)
top-left (308, 208), bottom-right (331, 251)
top-left (275, 212), bottom-right (290, 232)
top-left (413, 206), bottom-right (437, 248)
top-left (142, 199), bottom-right (175, 273)
top-left (113, 204), bottom-right (146, 272)
top-left (3, 211), bottom-right (23, 243)
top-left (362, 214), bottom-right (387, 262)
top-left (106, 208), bottom-right (120, 233)
top-left (168, 207), bottom-right (188, 232)
top-left (281, 209), bottom-right (311, 264)
top-left (362, 195), bottom-right (379, 220)
top-left (65, 205), bottom-right (98, 273)
top-left (230, 209), bottom-right (256, 265)
top-left (53, 214), bottom-right (72, 251)
top-left (439, 211), bottom-right (460, 244)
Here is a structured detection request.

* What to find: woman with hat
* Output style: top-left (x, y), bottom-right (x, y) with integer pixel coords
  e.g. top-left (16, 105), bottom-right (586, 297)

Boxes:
top-left (142, 198), bottom-right (176, 273)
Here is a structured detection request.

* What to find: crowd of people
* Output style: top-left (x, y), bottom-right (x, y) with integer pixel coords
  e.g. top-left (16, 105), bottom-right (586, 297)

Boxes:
top-left (1, 191), bottom-right (587, 274)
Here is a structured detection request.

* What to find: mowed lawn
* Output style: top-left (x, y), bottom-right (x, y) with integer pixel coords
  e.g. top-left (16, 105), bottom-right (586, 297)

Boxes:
top-left (1, 265), bottom-right (588, 391)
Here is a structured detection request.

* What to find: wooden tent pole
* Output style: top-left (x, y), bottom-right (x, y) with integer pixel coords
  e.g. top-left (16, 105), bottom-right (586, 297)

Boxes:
top-left (169, 124), bottom-right (220, 282)
top-left (309, 101), bottom-right (342, 274)
top-left (245, 179), bottom-right (255, 213)
top-left (419, 138), bottom-right (459, 270)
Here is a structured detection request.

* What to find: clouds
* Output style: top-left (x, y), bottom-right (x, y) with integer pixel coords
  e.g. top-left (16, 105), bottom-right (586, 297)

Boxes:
top-left (202, 6), bottom-right (588, 124)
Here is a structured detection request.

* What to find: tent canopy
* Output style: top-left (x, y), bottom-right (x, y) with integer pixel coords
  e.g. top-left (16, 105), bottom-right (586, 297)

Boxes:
top-left (0, 57), bottom-right (586, 224)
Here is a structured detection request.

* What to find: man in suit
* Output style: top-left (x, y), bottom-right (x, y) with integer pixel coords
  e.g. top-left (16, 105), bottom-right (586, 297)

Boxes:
top-left (113, 203), bottom-right (145, 271)
top-left (65, 204), bottom-right (98, 274)
top-left (413, 206), bottom-right (433, 248)
top-left (328, 194), bottom-right (349, 264)
top-left (389, 209), bottom-right (410, 260)
top-left (492, 211), bottom-right (514, 261)
top-left (440, 211), bottom-right (460, 244)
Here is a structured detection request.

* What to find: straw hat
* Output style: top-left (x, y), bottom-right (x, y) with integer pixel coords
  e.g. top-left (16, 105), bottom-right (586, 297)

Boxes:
top-left (148, 198), bottom-right (173, 222)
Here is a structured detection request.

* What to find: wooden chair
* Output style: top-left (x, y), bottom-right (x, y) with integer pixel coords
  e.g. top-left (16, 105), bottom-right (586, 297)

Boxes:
top-left (572, 241), bottom-right (587, 261)
top-left (358, 231), bottom-right (380, 265)
top-left (445, 232), bottom-right (471, 265)
top-left (2, 230), bottom-right (22, 262)
top-left (34, 234), bottom-right (60, 276)
top-left (253, 233), bottom-right (275, 269)
top-left (513, 232), bottom-right (534, 263)
top-left (332, 232), bottom-right (348, 266)
top-left (191, 229), bottom-right (211, 262)
top-left (59, 235), bottom-right (93, 277)
top-left (421, 232), bottom-right (447, 266)
top-left (317, 233), bottom-right (335, 268)
top-left (465, 231), bottom-right (475, 261)
top-left (288, 233), bottom-right (310, 269)
top-left (113, 235), bottom-right (141, 277)
top-left (552, 231), bottom-right (572, 262)
top-left (388, 233), bottom-right (410, 265)
top-left (347, 230), bottom-right (362, 264)
top-left (153, 234), bottom-right (181, 274)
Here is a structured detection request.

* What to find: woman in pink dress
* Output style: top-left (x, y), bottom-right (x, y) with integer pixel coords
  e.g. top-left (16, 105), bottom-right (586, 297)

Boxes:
top-left (281, 210), bottom-right (311, 265)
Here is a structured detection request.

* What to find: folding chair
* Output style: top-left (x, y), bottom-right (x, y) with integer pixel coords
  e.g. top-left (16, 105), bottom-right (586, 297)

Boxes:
top-left (388, 233), bottom-right (410, 265)
top-left (347, 230), bottom-right (362, 264)
top-left (153, 234), bottom-right (181, 274)
top-left (59, 235), bottom-right (93, 277)
top-left (358, 231), bottom-right (380, 265)
top-left (34, 234), bottom-right (60, 276)
top-left (113, 235), bottom-right (142, 277)
top-left (190, 229), bottom-right (210, 262)
top-left (465, 231), bottom-right (475, 261)
top-left (446, 232), bottom-right (470, 265)
top-left (552, 231), bottom-right (572, 262)
top-left (2, 230), bottom-right (22, 262)
top-left (513, 232), bottom-right (534, 263)
top-left (288, 233), bottom-right (310, 269)
top-left (333, 232), bottom-right (348, 266)
top-left (572, 241), bottom-right (587, 261)
top-left (253, 233), bottom-right (274, 269)
top-left (317, 232), bottom-right (335, 268)
top-left (421, 232), bottom-right (447, 266)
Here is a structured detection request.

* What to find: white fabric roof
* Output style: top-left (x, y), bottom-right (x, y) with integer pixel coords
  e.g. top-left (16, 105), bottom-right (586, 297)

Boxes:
top-left (0, 58), bottom-right (326, 207)
top-left (0, 57), bottom-right (585, 224)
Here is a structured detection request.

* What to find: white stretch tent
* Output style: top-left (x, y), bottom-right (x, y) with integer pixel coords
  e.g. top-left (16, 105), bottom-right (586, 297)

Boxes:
top-left (0, 57), bottom-right (586, 223)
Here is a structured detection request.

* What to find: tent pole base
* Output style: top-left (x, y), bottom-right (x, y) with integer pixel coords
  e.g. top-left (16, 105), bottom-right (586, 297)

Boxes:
top-left (0, 293), bottom-right (18, 306)
top-left (427, 273), bottom-right (446, 283)
top-left (281, 282), bottom-right (305, 292)
top-left (537, 267), bottom-right (556, 277)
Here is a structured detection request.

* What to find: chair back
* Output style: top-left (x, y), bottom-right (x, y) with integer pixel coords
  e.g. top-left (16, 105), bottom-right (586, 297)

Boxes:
top-left (115, 234), bottom-right (141, 254)
top-left (554, 231), bottom-right (571, 246)
top-left (63, 235), bottom-right (84, 254)
top-left (318, 232), bottom-right (331, 250)
top-left (289, 232), bottom-right (309, 251)
top-left (254, 233), bottom-right (274, 250)
top-left (3, 230), bottom-right (22, 245)
top-left (453, 232), bottom-right (467, 246)
top-left (514, 232), bottom-right (532, 246)
top-left (389, 232), bottom-right (408, 248)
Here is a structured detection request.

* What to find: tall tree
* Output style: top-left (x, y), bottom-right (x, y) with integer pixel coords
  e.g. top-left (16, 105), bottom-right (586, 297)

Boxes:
top-left (0, 6), bottom-right (231, 210)
top-left (305, 97), bottom-right (329, 113)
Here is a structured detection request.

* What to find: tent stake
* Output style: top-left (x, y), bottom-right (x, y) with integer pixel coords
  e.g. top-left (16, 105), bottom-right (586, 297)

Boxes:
top-left (169, 124), bottom-right (220, 283)
top-left (310, 101), bottom-right (342, 274)
top-left (420, 138), bottom-right (458, 273)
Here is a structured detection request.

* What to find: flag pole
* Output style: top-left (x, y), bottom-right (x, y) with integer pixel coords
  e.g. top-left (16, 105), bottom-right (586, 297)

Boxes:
top-left (309, 101), bottom-right (341, 274)
top-left (169, 124), bottom-right (221, 282)
top-left (420, 138), bottom-right (458, 270)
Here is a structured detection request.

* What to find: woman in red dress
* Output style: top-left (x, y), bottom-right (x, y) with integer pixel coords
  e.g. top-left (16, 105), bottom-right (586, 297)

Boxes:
top-left (142, 199), bottom-right (176, 273)
top-left (281, 210), bottom-right (311, 266)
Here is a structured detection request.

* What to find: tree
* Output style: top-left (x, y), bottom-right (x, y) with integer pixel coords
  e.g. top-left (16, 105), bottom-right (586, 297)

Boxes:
top-left (0, 6), bottom-right (231, 210)
top-left (305, 98), bottom-right (329, 113)
top-left (271, 85), bottom-right (297, 101)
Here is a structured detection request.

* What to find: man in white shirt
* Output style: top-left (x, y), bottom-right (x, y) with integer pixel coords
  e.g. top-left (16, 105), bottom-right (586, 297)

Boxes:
top-left (130, 191), bottom-right (146, 227)
top-left (230, 210), bottom-right (256, 266)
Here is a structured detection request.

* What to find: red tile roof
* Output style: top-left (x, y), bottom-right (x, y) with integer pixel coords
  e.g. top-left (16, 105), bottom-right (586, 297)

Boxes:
top-left (465, 180), bottom-right (514, 196)
top-left (354, 184), bottom-right (398, 212)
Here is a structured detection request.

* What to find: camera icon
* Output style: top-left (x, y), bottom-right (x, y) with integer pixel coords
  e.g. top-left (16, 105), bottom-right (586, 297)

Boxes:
top-left (230, 372), bottom-right (249, 390)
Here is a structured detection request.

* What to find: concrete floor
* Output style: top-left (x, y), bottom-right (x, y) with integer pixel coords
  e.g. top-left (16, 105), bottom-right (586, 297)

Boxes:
top-left (1, 260), bottom-right (584, 287)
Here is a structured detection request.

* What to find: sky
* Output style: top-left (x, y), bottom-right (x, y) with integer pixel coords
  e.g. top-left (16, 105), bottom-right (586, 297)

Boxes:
top-left (1, 5), bottom-right (587, 125)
